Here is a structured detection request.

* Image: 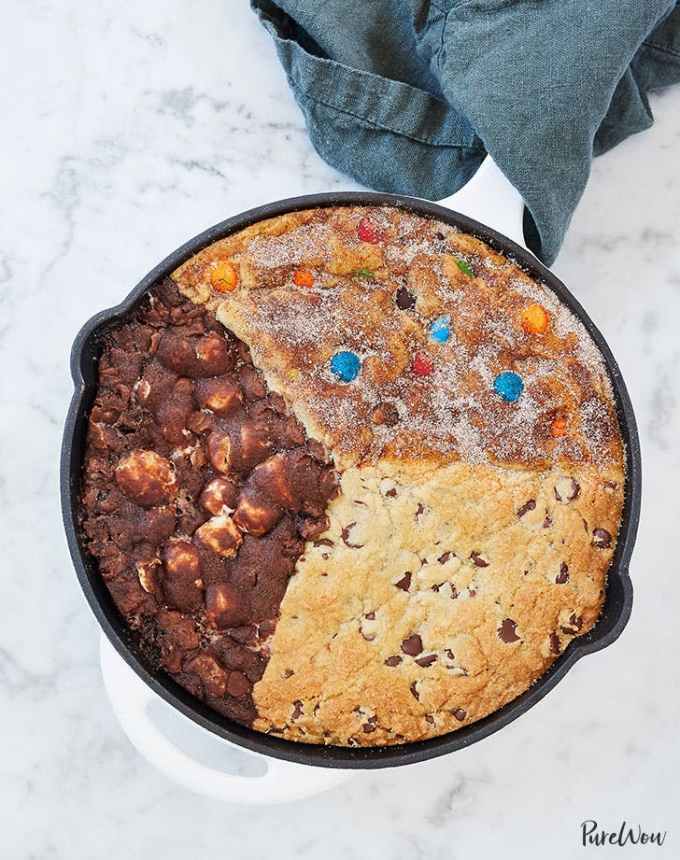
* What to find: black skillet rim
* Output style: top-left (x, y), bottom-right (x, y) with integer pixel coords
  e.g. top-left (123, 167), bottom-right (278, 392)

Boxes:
top-left (61, 192), bottom-right (641, 769)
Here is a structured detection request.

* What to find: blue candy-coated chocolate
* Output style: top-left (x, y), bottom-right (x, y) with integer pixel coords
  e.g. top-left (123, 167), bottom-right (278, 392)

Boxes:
top-left (493, 371), bottom-right (524, 402)
top-left (429, 314), bottom-right (451, 343)
top-left (330, 350), bottom-right (361, 382)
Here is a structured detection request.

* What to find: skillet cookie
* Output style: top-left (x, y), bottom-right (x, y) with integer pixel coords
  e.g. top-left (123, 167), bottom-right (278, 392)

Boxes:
top-left (80, 206), bottom-right (625, 747)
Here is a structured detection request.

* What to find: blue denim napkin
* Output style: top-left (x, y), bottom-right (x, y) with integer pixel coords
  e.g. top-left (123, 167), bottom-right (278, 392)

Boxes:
top-left (251, 0), bottom-right (680, 263)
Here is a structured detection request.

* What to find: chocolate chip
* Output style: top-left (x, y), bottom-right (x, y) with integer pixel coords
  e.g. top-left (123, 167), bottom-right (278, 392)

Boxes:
top-left (425, 714), bottom-right (435, 725)
top-left (415, 654), bottom-right (437, 668)
top-left (543, 514), bottom-right (553, 528)
top-left (549, 632), bottom-right (561, 655)
top-left (401, 634), bottom-right (424, 656)
top-left (554, 476), bottom-right (580, 503)
top-left (442, 649), bottom-right (457, 669)
top-left (592, 528), bottom-right (612, 549)
top-left (470, 551), bottom-right (489, 568)
top-left (291, 700), bottom-right (304, 720)
top-left (371, 402), bottom-right (400, 426)
top-left (360, 612), bottom-right (378, 641)
top-left (394, 571), bottom-right (412, 591)
top-left (409, 681), bottom-right (420, 700)
top-left (517, 499), bottom-right (536, 518)
top-left (362, 721), bottom-right (378, 733)
top-left (555, 562), bottom-right (569, 584)
top-left (415, 502), bottom-right (425, 519)
top-left (313, 538), bottom-right (334, 548)
top-left (384, 655), bottom-right (402, 667)
top-left (560, 613), bottom-right (583, 634)
top-left (395, 286), bottom-right (416, 309)
top-left (452, 708), bottom-right (466, 721)
top-left (498, 618), bottom-right (520, 643)
top-left (385, 488), bottom-right (398, 498)
top-left (438, 551), bottom-right (453, 564)
top-left (341, 522), bottom-right (364, 549)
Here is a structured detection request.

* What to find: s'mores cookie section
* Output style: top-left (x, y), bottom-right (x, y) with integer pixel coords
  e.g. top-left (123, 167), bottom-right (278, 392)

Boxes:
top-left (79, 283), bottom-right (340, 729)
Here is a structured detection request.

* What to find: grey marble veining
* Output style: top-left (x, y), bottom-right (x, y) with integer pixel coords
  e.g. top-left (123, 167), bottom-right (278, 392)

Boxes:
top-left (2, 2), bottom-right (679, 858)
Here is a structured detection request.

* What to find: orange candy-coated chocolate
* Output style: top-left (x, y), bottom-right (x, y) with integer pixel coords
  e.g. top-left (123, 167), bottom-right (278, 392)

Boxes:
top-left (550, 415), bottom-right (568, 437)
top-left (521, 303), bottom-right (549, 334)
top-left (210, 261), bottom-right (239, 293)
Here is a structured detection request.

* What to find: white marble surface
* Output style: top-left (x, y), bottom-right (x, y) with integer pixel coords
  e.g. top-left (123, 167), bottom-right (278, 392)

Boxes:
top-left (2, 2), bottom-right (680, 857)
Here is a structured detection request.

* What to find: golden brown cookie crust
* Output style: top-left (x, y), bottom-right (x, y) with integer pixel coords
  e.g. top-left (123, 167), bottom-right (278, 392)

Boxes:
top-left (172, 204), bottom-right (625, 746)
top-left (252, 459), bottom-right (621, 745)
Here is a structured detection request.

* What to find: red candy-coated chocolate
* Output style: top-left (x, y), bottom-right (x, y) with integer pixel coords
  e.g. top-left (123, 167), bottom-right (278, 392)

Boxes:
top-left (412, 352), bottom-right (434, 377)
top-left (357, 217), bottom-right (381, 244)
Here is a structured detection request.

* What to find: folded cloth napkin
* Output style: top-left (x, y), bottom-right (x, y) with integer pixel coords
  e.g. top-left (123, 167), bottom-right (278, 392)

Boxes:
top-left (251, 0), bottom-right (680, 264)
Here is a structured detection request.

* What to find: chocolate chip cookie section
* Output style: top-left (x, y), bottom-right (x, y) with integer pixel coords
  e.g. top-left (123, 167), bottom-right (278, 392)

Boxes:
top-left (79, 281), bottom-right (338, 728)
top-left (251, 458), bottom-right (621, 746)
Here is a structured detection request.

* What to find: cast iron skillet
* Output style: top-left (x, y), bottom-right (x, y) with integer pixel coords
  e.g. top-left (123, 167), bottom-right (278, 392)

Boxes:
top-left (61, 192), bottom-right (641, 769)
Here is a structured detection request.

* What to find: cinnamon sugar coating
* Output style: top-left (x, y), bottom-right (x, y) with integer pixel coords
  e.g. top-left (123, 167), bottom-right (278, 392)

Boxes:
top-left (175, 206), bottom-right (622, 471)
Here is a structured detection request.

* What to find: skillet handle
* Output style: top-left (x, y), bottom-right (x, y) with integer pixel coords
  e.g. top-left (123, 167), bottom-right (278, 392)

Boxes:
top-left (438, 155), bottom-right (527, 249)
top-left (100, 634), bottom-right (353, 804)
